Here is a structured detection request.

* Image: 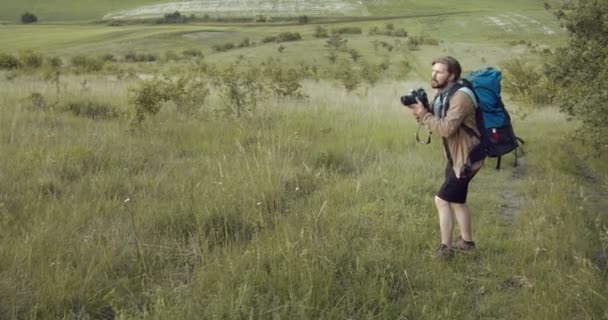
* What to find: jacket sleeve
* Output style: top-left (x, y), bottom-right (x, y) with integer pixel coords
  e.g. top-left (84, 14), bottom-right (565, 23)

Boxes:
top-left (420, 91), bottom-right (475, 138)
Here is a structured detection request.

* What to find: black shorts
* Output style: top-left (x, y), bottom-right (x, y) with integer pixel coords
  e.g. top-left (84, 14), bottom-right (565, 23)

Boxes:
top-left (437, 163), bottom-right (478, 204)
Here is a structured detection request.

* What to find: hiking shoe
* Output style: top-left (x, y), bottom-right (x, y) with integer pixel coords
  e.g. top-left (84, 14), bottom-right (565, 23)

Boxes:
top-left (433, 244), bottom-right (454, 259)
top-left (452, 236), bottom-right (476, 251)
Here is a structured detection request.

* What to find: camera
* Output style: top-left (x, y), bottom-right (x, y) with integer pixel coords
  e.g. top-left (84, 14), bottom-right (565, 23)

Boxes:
top-left (400, 88), bottom-right (430, 111)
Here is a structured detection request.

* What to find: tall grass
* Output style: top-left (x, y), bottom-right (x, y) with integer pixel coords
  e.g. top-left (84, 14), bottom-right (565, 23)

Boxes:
top-left (0, 69), bottom-right (606, 319)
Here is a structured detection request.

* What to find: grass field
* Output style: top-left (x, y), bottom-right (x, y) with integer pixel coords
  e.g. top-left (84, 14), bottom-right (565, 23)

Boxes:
top-left (0, 0), bottom-right (606, 319)
top-left (1, 0), bottom-right (548, 21)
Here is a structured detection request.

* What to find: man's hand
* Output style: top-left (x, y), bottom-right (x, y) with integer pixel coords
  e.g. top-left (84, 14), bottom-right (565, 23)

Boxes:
top-left (409, 98), bottom-right (427, 122)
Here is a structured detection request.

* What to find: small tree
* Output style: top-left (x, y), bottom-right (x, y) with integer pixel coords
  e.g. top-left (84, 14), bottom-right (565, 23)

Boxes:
top-left (21, 12), bottom-right (38, 24)
top-left (213, 63), bottom-right (265, 117)
top-left (325, 33), bottom-right (347, 51)
top-left (313, 25), bottom-right (329, 38)
top-left (334, 60), bottom-right (360, 92)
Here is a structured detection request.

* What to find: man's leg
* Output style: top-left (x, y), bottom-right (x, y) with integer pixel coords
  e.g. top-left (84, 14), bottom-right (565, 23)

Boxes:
top-left (435, 195), bottom-right (453, 245)
top-left (452, 203), bottom-right (472, 242)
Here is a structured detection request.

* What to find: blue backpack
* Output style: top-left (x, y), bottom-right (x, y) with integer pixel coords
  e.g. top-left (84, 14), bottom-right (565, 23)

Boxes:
top-left (446, 67), bottom-right (524, 169)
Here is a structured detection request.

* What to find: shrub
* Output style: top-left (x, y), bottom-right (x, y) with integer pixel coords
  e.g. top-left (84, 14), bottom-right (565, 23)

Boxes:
top-left (0, 53), bottom-right (21, 69)
top-left (325, 33), bottom-right (347, 51)
top-left (70, 55), bottom-right (104, 72)
top-left (182, 49), bottom-right (203, 58)
top-left (237, 38), bottom-right (251, 48)
top-left (348, 48), bottom-right (361, 62)
top-left (298, 15), bottom-right (309, 24)
top-left (212, 62), bottom-right (265, 117)
top-left (547, 0), bottom-right (608, 156)
top-left (261, 32), bottom-right (302, 44)
top-left (359, 60), bottom-right (382, 86)
top-left (212, 42), bottom-right (235, 52)
top-left (333, 60), bottom-right (360, 91)
top-left (46, 56), bottom-right (63, 68)
top-left (100, 53), bottom-right (116, 62)
top-left (331, 27), bottom-right (362, 35)
top-left (500, 57), bottom-right (541, 100)
top-left (164, 50), bottom-right (181, 61)
top-left (129, 74), bottom-right (210, 125)
top-left (164, 11), bottom-right (185, 23)
top-left (18, 49), bottom-right (43, 68)
top-left (130, 78), bottom-right (172, 125)
top-left (21, 12), bottom-right (37, 24)
top-left (25, 92), bottom-right (51, 111)
top-left (124, 52), bottom-right (157, 63)
top-left (313, 26), bottom-right (329, 38)
top-left (63, 98), bottom-right (120, 120)
top-left (168, 74), bottom-right (210, 114)
top-left (262, 60), bottom-right (305, 98)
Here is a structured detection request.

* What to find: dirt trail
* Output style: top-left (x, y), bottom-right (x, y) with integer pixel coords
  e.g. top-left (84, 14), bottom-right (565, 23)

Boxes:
top-left (499, 152), bottom-right (527, 224)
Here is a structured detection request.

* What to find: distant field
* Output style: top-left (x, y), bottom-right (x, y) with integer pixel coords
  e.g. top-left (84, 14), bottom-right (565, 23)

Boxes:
top-left (0, 0), bottom-right (547, 22)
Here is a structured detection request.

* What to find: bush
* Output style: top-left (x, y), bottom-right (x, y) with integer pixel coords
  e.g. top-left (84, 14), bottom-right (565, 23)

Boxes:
top-left (18, 49), bottom-right (43, 68)
top-left (325, 33), bottom-right (347, 51)
top-left (261, 32), bottom-right (302, 44)
top-left (212, 62), bottom-right (265, 117)
top-left (237, 38), bottom-right (251, 48)
top-left (21, 12), bottom-right (38, 24)
top-left (70, 55), bottom-right (104, 72)
top-left (63, 98), bottom-right (120, 120)
top-left (130, 74), bottom-right (210, 125)
top-left (25, 92), bottom-right (52, 111)
top-left (124, 52), bottom-right (157, 63)
top-left (359, 60), bottom-right (382, 86)
top-left (262, 59), bottom-right (305, 98)
top-left (500, 57), bottom-right (542, 101)
top-left (0, 53), bottom-right (21, 69)
top-left (182, 49), bottom-right (203, 58)
top-left (100, 53), bottom-right (116, 62)
top-left (313, 26), bottom-right (329, 38)
top-left (46, 56), bottom-right (63, 68)
top-left (164, 11), bottom-right (185, 23)
top-left (547, 0), bottom-right (608, 155)
top-left (331, 27), bottom-right (362, 35)
top-left (212, 42), bottom-right (235, 52)
top-left (130, 78), bottom-right (172, 125)
top-left (333, 60), bottom-right (360, 91)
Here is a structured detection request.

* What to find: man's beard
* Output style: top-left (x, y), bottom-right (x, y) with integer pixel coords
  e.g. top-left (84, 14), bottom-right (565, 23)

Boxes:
top-left (431, 78), bottom-right (447, 89)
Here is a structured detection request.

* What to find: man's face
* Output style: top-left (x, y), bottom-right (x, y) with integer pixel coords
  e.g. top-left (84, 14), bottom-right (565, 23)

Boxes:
top-left (431, 63), bottom-right (454, 90)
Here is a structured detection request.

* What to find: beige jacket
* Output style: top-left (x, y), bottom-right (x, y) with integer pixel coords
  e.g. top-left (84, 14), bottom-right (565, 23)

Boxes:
top-left (420, 90), bottom-right (483, 178)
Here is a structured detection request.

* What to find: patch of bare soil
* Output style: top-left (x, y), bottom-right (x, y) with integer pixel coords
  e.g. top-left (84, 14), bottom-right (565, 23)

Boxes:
top-left (499, 152), bottom-right (527, 225)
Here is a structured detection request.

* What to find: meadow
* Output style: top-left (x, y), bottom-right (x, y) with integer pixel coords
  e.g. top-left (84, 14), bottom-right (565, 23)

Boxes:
top-left (1, 1), bottom-right (607, 319)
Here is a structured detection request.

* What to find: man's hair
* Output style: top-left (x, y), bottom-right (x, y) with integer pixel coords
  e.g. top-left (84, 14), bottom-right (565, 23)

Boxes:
top-left (432, 56), bottom-right (462, 81)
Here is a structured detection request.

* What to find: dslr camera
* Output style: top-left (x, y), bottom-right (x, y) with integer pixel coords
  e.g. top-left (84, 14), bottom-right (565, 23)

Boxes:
top-left (400, 88), bottom-right (430, 112)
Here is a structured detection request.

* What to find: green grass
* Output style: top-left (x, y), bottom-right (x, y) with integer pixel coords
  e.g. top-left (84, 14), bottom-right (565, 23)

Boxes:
top-left (1, 70), bottom-right (607, 318)
top-left (0, 1), bottom-right (606, 319)
top-left (0, 0), bottom-right (548, 22)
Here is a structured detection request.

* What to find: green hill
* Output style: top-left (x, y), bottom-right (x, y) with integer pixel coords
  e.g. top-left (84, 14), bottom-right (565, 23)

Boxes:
top-left (0, 0), bottom-right (546, 22)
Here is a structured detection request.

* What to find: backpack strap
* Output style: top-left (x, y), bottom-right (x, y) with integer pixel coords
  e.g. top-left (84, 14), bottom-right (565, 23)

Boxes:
top-left (442, 82), bottom-right (481, 141)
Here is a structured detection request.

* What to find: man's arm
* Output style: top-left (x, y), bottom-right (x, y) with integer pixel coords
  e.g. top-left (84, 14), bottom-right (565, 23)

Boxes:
top-left (418, 91), bottom-right (474, 138)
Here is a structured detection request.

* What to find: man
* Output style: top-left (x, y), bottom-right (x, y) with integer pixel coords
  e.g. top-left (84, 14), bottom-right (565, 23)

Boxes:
top-left (406, 56), bottom-right (483, 258)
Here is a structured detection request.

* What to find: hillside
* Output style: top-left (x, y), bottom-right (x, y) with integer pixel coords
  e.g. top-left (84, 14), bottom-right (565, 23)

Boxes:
top-left (0, 0), bottom-right (546, 22)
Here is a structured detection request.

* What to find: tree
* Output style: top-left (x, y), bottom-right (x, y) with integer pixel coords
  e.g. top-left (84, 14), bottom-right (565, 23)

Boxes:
top-left (548, 0), bottom-right (608, 156)
top-left (21, 12), bottom-right (38, 24)
top-left (324, 33), bottom-right (347, 51)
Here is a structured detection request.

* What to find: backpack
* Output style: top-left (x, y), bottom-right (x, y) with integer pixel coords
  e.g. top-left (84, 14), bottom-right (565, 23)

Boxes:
top-left (445, 67), bottom-right (524, 169)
